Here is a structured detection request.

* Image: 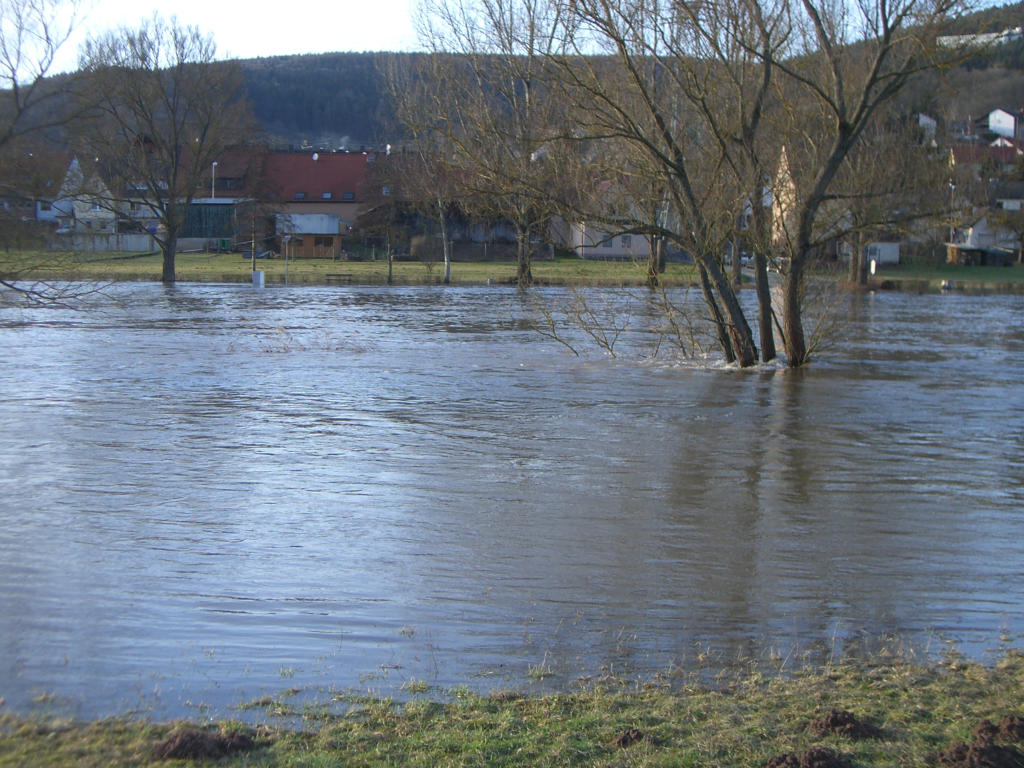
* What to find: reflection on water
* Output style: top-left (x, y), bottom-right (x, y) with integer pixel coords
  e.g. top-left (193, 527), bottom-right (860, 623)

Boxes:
top-left (0, 283), bottom-right (1022, 719)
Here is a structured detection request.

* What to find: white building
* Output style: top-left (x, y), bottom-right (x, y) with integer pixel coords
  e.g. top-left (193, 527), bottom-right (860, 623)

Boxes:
top-left (987, 108), bottom-right (1024, 140)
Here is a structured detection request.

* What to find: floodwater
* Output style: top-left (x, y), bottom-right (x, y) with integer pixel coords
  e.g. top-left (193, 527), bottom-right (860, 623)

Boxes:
top-left (0, 283), bottom-right (1021, 720)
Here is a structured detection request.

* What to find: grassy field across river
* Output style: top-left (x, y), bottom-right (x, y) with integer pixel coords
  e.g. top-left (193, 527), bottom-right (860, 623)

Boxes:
top-left (2, 651), bottom-right (1024, 767)
top-left (5, 249), bottom-right (1024, 289)
top-left (4, 250), bottom-right (703, 287)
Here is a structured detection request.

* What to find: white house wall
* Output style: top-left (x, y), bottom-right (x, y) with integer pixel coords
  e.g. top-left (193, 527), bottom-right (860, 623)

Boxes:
top-left (570, 221), bottom-right (651, 259)
top-left (276, 212), bottom-right (341, 236)
top-left (988, 109), bottom-right (1023, 140)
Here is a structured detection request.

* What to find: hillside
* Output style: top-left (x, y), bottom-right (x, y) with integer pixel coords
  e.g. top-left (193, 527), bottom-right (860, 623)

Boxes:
top-left (237, 52), bottom-right (410, 149)
top-left (231, 5), bottom-right (1024, 149)
top-left (4, 3), bottom-right (1024, 152)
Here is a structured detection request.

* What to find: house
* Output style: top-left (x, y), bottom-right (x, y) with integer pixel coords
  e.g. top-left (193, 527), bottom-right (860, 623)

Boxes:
top-left (771, 145), bottom-right (798, 249)
top-left (560, 219), bottom-right (651, 260)
top-left (53, 157), bottom-right (119, 234)
top-left (987, 108), bottom-right (1024, 141)
top-left (185, 146), bottom-right (268, 249)
top-left (991, 181), bottom-right (1024, 212)
top-left (0, 150), bottom-right (69, 224)
top-left (937, 26), bottom-right (1024, 49)
top-left (863, 241), bottom-right (900, 266)
top-left (947, 215), bottom-right (1018, 265)
top-left (917, 113), bottom-right (938, 142)
top-left (949, 143), bottom-right (1023, 179)
top-left (261, 150), bottom-right (374, 258)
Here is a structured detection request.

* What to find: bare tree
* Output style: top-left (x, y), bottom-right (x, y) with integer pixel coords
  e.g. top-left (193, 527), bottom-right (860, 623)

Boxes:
top-left (540, 0), bottom-right (768, 365)
top-left (835, 120), bottom-right (948, 285)
top-left (75, 15), bottom-right (253, 283)
top-left (413, 0), bottom-right (570, 290)
top-left (768, 0), bottom-right (966, 365)
top-left (410, 0), bottom-right (967, 365)
top-left (0, 0), bottom-right (82, 149)
top-left (0, 0), bottom-right (88, 303)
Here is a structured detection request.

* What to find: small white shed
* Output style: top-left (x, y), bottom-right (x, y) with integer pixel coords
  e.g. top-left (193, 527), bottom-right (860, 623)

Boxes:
top-left (864, 241), bottom-right (900, 266)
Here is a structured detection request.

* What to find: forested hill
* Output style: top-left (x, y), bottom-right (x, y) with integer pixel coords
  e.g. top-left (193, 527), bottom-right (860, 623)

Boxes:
top-left (237, 52), bottom-right (410, 149)
top-left (234, 4), bottom-right (1024, 150)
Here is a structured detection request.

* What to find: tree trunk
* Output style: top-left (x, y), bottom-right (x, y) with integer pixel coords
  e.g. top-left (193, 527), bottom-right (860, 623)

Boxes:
top-left (161, 232), bottom-right (176, 284)
top-left (646, 236), bottom-right (663, 288)
top-left (698, 262), bottom-right (735, 364)
top-left (749, 204), bottom-right (775, 362)
top-left (438, 198), bottom-right (451, 284)
top-left (516, 230), bottom-right (532, 290)
top-left (848, 233), bottom-right (868, 286)
top-left (703, 255), bottom-right (757, 367)
top-left (781, 262), bottom-right (808, 367)
top-left (753, 252), bottom-right (775, 363)
top-left (730, 239), bottom-right (742, 289)
top-left (386, 230), bottom-right (394, 285)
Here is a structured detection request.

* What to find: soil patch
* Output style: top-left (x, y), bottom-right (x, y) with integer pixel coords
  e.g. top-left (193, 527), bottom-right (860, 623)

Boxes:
top-left (807, 709), bottom-right (883, 739)
top-left (152, 726), bottom-right (255, 761)
top-left (973, 717), bottom-right (1024, 744)
top-left (931, 740), bottom-right (1024, 768)
top-left (764, 746), bottom-right (853, 768)
top-left (613, 727), bottom-right (645, 748)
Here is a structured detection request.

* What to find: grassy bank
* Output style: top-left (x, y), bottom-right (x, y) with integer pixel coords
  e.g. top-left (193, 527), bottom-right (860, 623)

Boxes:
top-left (6, 250), bottom-right (1024, 292)
top-left (869, 262), bottom-right (1024, 293)
top-left (2, 250), bottom-right (703, 287)
top-left (3, 651), bottom-right (1023, 767)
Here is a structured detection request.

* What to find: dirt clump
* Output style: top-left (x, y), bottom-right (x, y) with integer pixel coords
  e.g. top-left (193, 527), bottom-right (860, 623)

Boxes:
top-left (765, 746), bottom-right (853, 768)
top-left (613, 727), bottom-right (646, 748)
top-left (152, 725), bottom-right (255, 761)
top-left (931, 740), bottom-right (1024, 768)
top-left (807, 708), bottom-right (883, 740)
top-left (999, 716), bottom-right (1024, 742)
top-left (973, 717), bottom-right (1024, 744)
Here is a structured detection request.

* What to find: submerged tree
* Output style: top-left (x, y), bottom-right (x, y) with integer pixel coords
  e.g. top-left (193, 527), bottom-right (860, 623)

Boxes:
top-left (404, 0), bottom-right (967, 365)
top-left (76, 16), bottom-right (253, 283)
top-left (768, 0), bottom-right (966, 365)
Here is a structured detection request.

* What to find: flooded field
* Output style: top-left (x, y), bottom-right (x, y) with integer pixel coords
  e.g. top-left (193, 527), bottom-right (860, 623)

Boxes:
top-left (0, 283), bottom-right (1021, 719)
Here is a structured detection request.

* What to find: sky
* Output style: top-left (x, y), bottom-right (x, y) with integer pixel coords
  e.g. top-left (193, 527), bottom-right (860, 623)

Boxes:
top-left (53, 0), bottom-right (422, 74)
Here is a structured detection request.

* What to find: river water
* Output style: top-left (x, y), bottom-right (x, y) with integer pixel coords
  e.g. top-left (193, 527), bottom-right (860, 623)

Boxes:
top-left (0, 283), bottom-right (1021, 720)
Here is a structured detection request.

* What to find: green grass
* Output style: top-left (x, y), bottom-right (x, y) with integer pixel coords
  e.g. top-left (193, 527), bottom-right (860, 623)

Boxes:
top-left (874, 261), bottom-right (1024, 290)
top-left (2, 651), bottom-right (1023, 767)
top-left (0, 250), bottom-right (703, 287)
top-left (6, 249), bottom-right (1024, 291)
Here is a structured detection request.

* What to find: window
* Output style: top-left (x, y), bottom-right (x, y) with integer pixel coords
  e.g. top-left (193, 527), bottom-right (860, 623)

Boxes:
top-left (343, 192), bottom-right (354, 200)
top-left (314, 236), bottom-right (334, 248)
top-left (621, 235), bottom-right (632, 248)
top-left (602, 238), bottom-right (613, 248)
top-left (381, 186), bottom-right (391, 197)
top-left (294, 192), bottom-right (306, 200)
top-left (321, 192), bottom-right (333, 199)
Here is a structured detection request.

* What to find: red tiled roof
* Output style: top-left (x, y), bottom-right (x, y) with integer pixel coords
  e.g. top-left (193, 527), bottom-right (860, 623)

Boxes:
top-left (951, 144), bottom-right (1022, 166)
top-left (261, 151), bottom-right (374, 202)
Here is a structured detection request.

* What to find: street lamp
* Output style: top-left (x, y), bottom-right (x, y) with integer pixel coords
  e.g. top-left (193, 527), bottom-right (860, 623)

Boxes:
top-left (211, 161), bottom-right (218, 199)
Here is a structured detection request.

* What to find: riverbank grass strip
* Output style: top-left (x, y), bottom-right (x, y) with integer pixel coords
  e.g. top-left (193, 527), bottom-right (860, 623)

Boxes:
top-left (2, 652), bottom-right (1023, 767)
